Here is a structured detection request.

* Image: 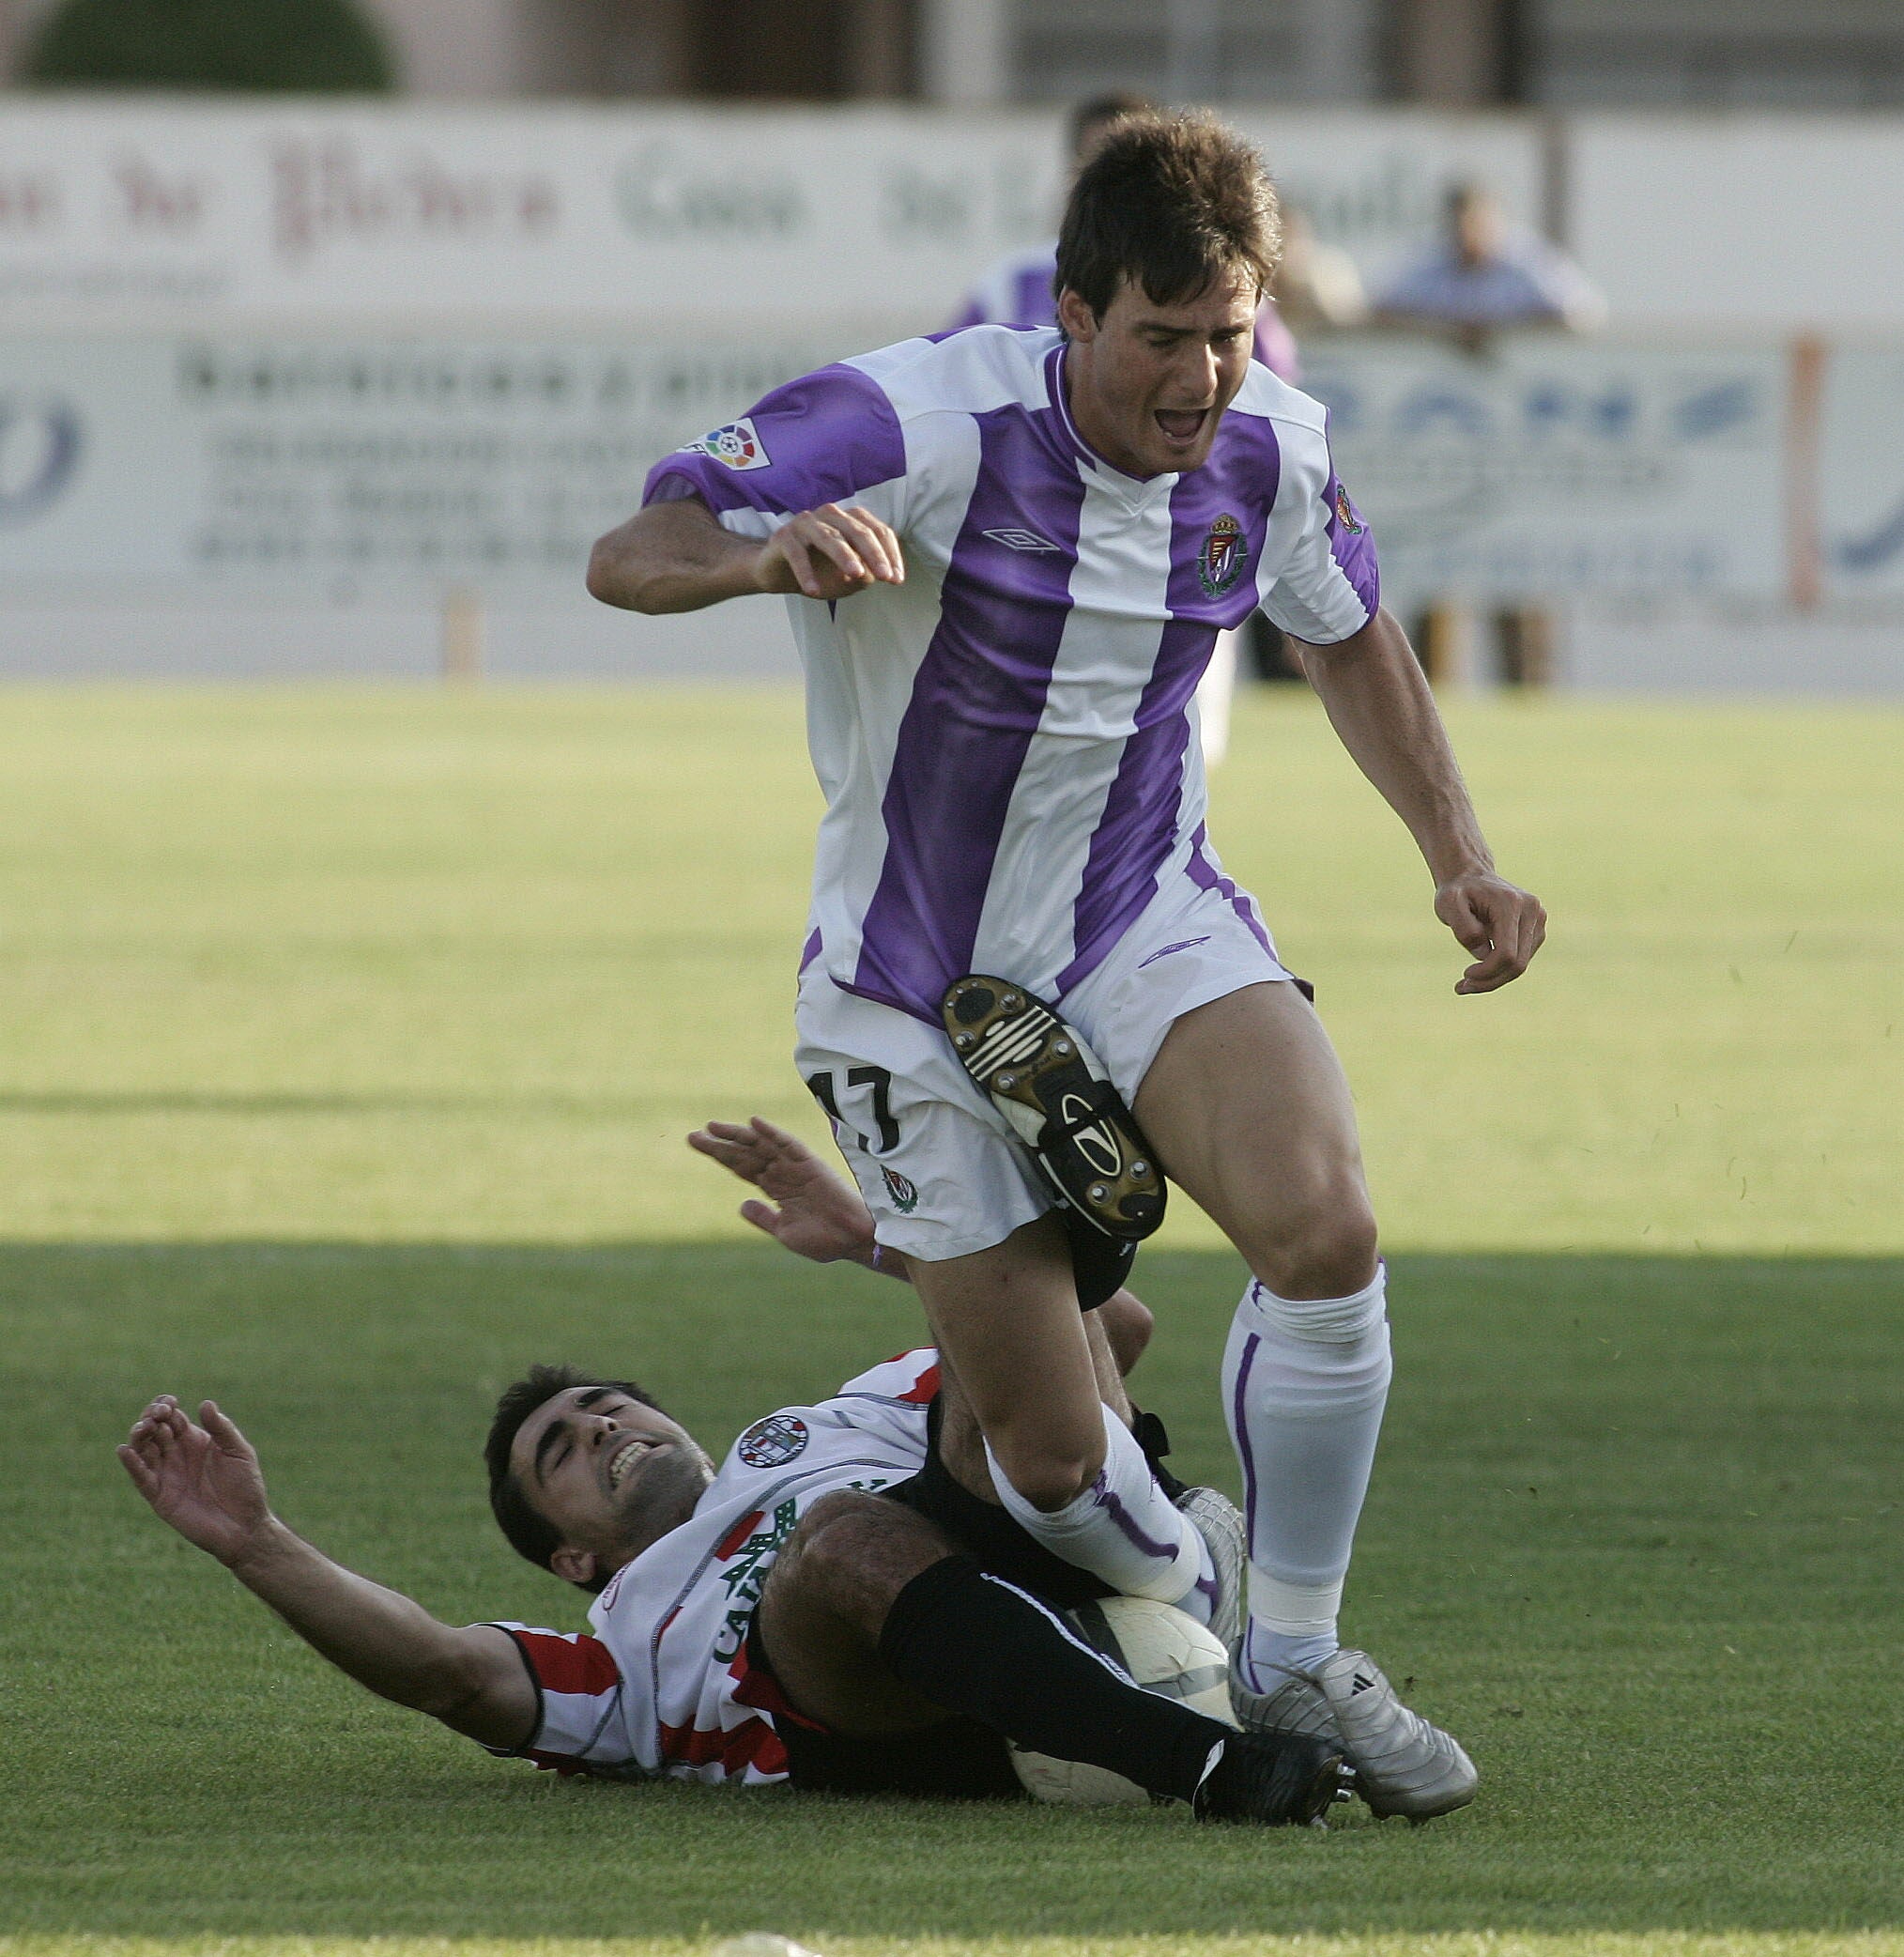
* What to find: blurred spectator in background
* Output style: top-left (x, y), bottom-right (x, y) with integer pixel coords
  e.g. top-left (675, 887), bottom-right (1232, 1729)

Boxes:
top-left (951, 94), bottom-right (1311, 758)
top-left (1374, 181), bottom-right (1604, 347)
top-left (1376, 182), bottom-right (1601, 689)
top-left (1272, 205), bottom-right (1368, 338)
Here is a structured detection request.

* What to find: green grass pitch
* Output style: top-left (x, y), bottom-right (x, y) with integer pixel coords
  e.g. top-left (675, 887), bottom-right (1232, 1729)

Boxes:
top-left (0, 685), bottom-right (1896, 1957)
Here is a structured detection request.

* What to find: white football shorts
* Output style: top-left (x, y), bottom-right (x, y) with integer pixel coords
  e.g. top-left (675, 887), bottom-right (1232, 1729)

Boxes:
top-left (793, 867), bottom-right (1301, 1263)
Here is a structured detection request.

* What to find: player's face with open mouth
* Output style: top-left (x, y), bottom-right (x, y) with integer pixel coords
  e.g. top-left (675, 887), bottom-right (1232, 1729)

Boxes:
top-left (1059, 267), bottom-right (1260, 479)
top-left (512, 1385), bottom-right (714, 1571)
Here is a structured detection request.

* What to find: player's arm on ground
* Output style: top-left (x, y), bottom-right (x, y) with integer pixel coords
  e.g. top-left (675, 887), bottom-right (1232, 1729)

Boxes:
top-left (686, 1115), bottom-right (1151, 1372)
top-left (118, 1396), bottom-right (534, 1750)
top-left (587, 491), bottom-right (903, 613)
top-left (1296, 606), bottom-right (1546, 994)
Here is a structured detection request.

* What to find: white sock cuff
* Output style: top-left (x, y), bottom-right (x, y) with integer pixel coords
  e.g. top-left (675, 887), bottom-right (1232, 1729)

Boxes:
top-left (982, 1409), bottom-right (1206, 1607)
top-left (1247, 1567), bottom-right (1344, 1635)
top-left (983, 1405), bottom-right (1160, 1535)
top-left (1244, 1262), bottom-right (1387, 1344)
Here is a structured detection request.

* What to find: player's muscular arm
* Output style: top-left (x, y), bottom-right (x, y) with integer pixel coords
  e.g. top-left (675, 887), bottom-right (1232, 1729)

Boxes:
top-left (587, 493), bottom-right (903, 614)
top-left (1297, 606), bottom-right (1547, 994)
top-left (118, 1397), bottom-right (535, 1750)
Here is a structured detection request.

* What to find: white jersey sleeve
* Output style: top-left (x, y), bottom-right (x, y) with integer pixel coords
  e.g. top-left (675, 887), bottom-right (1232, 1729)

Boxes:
top-left (1257, 409), bottom-right (1380, 646)
top-left (483, 1625), bottom-right (642, 1777)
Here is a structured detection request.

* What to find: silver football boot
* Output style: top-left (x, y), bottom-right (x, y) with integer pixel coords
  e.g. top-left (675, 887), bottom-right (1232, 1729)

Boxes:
top-left (1231, 1645), bottom-right (1479, 1821)
top-left (1174, 1485), bottom-right (1246, 1653)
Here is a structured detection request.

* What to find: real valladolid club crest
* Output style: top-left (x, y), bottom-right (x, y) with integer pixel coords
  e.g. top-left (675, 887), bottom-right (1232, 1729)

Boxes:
top-left (737, 1412), bottom-right (810, 1469)
top-left (684, 416), bottom-right (772, 471)
top-left (880, 1164), bottom-right (920, 1214)
top-left (1197, 512), bottom-right (1249, 598)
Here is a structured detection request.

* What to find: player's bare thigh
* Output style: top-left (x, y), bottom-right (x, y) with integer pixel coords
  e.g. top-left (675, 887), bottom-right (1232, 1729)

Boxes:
top-left (1134, 979), bottom-right (1379, 1301)
top-left (905, 1213), bottom-right (1110, 1510)
top-left (929, 1292), bottom-right (1142, 1503)
top-left (754, 1491), bottom-right (959, 1736)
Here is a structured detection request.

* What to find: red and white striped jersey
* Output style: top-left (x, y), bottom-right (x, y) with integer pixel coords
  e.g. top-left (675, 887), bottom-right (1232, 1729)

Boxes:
top-left (486, 1348), bottom-right (939, 1786)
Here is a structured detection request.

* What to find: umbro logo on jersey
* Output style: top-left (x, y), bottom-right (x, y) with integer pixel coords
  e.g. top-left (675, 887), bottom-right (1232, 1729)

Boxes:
top-left (1136, 935), bottom-right (1211, 970)
top-left (983, 526), bottom-right (1064, 552)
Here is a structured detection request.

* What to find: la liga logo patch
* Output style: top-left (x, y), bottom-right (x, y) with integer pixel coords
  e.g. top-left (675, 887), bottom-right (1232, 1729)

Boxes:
top-left (1197, 512), bottom-right (1250, 597)
top-left (1332, 483), bottom-right (1366, 534)
top-left (685, 416), bottom-right (772, 471)
top-left (737, 1412), bottom-right (809, 1468)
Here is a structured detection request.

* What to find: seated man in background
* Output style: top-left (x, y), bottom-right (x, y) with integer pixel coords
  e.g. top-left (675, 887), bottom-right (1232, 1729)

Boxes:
top-left (118, 1125), bottom-right (1345, 1828)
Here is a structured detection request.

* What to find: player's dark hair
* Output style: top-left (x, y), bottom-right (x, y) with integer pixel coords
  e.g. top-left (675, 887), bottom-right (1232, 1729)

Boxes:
top-left (1055, 111), bottom-right (1282, 325)
top-left (484, 1364), bottom-right (662, 1585)
top-left (1067, 89), bottom-right (1153, 161)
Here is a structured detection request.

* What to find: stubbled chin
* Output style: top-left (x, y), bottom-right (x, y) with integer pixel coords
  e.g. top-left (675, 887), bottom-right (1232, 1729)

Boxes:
top-left (614, 1448), bottom-right (714, 1552)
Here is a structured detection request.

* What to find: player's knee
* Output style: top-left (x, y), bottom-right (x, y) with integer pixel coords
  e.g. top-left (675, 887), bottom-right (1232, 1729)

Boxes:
top-left (1098, 1291), bottom-right (1154, 1377)
top-left (988, 1437), bottom-right (1099, 1513)
top-left (782, 1491), bottom-right (952, 1625)
top-left (1255, 1192), bottom-right (1379, 1302)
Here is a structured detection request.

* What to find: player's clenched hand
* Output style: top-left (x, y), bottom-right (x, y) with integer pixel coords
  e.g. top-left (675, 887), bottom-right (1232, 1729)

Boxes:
top-left (755, 504), bottom-right (904, 603)
top-left (1436, 871), bottom-right (1547, 994)
top-left (118, 1395), bottom-right (274, 1565)
top-left (687, 1116), bottom-right (878, 1265)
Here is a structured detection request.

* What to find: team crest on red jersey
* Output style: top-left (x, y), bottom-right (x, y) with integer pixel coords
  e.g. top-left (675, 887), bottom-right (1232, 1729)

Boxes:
top-left (736, 1413), bottom-right (809, 1468)
top-left (880, 1165), bottom-right (920, 1213)
top-left (1197, 513), bottom-right (1249, 597)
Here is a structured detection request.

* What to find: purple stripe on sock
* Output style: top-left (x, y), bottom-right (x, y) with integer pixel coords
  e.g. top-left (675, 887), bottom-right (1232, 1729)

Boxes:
top-left (1094, 1470), bottom-right (1183, 1564)
top-left (1232, 1325), bottom-right (1263, 1557)
top-left (851, 402), bottom-right (1086, 1018)
top-left (1186, 821), bottom-right (1274, 955)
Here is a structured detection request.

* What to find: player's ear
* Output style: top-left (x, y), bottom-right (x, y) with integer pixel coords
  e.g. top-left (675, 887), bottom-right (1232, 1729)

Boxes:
top-left (1056, 287), bottom-right (1098, 343)
top-left (550, 1545), bottom-right (598, 1587)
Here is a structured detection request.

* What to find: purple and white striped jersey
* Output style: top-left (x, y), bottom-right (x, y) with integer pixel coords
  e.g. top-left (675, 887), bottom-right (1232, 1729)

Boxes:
top-left (642, 324), bottom-right (1377, 1025)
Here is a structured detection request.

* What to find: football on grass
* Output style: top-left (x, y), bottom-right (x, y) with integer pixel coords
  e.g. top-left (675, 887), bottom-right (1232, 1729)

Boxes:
top-left (1009, 1595), bottom-right (1238, 1806)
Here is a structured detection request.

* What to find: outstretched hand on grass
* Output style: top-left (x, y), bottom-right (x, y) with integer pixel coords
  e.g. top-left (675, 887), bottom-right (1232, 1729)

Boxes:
top-left (687, 1116), bottom-right (879, 1267)
top-left (119, 1395), bottom-right (272, 1566)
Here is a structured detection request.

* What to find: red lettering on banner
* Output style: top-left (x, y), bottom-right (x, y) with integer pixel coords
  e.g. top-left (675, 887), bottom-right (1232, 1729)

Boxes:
top-left (271, 139), bottom-right (560, 258)
top-left (112, 157), bottom-right (205, 232)
top-left (0, 175), bottom-right (59, 229)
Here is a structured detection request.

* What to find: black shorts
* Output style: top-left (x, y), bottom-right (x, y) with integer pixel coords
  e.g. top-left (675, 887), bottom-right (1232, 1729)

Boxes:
top-left (743, 1616), bottom-right (1021, 1800)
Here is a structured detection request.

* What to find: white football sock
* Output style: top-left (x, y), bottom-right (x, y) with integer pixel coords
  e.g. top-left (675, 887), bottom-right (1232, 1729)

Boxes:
top-left (1223, 1266), bottom-right (1391, 1690)
top-left (985, 1403), bottom-right (1217, 1619)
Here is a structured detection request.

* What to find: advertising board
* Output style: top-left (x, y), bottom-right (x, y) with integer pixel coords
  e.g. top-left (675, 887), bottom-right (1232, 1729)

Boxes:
top-left (1287, 338), bottom-right (1790, 605)
top-left (0, 101), bottom-right (1540, 334)
top-left (0, 328), bottom-right (1821, 609)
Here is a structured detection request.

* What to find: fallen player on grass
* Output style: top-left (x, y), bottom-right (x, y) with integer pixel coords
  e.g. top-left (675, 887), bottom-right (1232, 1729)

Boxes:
top-left (119, 1296), bottom-right (1338, 1823)
top-left (118, 1119), bottom-right (1471, 1824)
